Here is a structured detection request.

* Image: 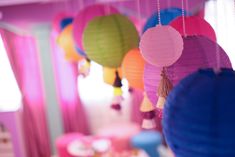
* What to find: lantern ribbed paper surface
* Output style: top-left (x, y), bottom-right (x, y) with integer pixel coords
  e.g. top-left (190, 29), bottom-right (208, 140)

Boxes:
top-left (170, 16), bottom-right (216, 41)
top-left (143, 8), bottom-right (186, 33)
top-left (122, 48), bottom-right (145, 90)
top-left (163, 68), bottom-right (235, 157)
top-left (83, 14), bottom-right (139, 68)
top-left (140, 25), bottom-right (183, 67)
top-left (73, 4), bottom-right (119, 53)
top-left (57, 24), bottom-right (83, 62)
top-left (144, 36), bottom-right (232, 104)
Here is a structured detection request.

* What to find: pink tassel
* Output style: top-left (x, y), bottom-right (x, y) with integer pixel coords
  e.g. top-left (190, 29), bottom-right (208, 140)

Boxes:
top-left (142, 119), bottom-right (156, 129)
top-left (156, 68), bottom-right (173, 111)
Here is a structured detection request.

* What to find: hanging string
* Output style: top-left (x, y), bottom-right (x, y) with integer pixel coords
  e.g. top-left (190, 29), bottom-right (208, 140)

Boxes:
top-left (136, 0), bottom-right (141, 33)
top-left (185, 0), bottom-right (189, 14)
top-left (146, 0), bottom-right (151, 18)
top-left (137, 0), bottom-right (141, 24)
top-left (166, 0), bottom-right (170, 8)
top-left (104, 1), bottom-right (111, 14)
top-left (157, 0), bottom-right (161, 25)
top-left (214, 0), bottom-right (220, 72)
top-left (78, 0), bottom-right (84, 11)
top-left (181, 0), bottom-right (187, 37)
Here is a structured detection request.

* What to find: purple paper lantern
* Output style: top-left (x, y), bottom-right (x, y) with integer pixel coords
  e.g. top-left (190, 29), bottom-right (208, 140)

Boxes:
top-left (144, 36), bottom-right (232, 105)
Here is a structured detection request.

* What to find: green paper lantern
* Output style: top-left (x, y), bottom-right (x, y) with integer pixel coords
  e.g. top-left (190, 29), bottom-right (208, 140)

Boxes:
top-left (83, 14), bottom-right (139, 68)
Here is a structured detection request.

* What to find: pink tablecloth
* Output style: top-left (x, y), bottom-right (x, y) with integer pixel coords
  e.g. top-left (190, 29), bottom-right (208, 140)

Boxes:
top-left (56, 133), bottom-right (83, 157)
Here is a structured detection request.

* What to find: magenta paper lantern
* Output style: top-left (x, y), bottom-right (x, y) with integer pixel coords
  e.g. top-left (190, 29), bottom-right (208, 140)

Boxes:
top-left (73, 4), bottom-right (119, 52)
top-left (170, 16), bottom-right (216, 42)
top-left (144, 36), bottom-right (232, 104)
top-left (140, 25), bottom-right (183, 67)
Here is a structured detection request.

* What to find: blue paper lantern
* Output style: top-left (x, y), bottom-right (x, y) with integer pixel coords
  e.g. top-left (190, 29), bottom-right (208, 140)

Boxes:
top-left (60, 17), bottom-right (73, 30)
top-left (143, 8), bottom-right (187, 33)
top-left (76, 46), bottom-right (87, 57)
top-left (163, 68), bottom-right (235, 157)
top-left (131, 130), bottom-right (162, 157)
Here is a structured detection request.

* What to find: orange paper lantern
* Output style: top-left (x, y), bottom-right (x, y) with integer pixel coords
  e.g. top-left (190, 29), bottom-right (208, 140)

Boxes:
top-left (122, 48), bottom-right (145, 90)
top-left (57, 24), bottom-right (83, 62)
top-left (103, 67), bottom-right (122, 85)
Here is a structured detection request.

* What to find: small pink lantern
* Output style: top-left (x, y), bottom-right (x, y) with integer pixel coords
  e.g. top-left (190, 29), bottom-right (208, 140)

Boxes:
top-left (170, 16), bottom-right (216, 42)
top-left (73, 4), bottom-right (119, 52)
top-left (139, 25), bottom-right (183, 67)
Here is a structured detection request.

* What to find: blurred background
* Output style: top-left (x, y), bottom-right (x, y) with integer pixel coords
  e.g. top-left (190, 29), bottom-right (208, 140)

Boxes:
top-left (0, 0), bottom-right (234, 157)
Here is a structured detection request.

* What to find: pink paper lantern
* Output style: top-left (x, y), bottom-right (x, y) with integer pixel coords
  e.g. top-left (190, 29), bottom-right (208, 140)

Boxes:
top-left (140, 25), bottom-right (183, 67)
top-left (144, 36), bottom-right (232, 104)
top-left (170, 16), bottom-right (216, 42)
top-left (73, 4), bottom-right (119, 51)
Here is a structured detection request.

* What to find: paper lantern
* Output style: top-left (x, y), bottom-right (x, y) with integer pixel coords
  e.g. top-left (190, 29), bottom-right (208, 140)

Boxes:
top-left (103, 67), bottom-right (122, 85)
top-left (60, 17), bottom-right (73, 30)
top-left (144, 36), bottom-right (232, 105)
top-left (170, 16), bottom-right (216, 41)
top-left (83, 14), bottom-right (139, 68)
top-left (163, 68), bottom-right (235, 157)
top-left (140, 25), bottom-right (183, 67)
top-left (57, 24), bottom-right (83, 62)
top-left (143, 8), bottom-right (186, 33)
top-left (122, 48), bottom-right (145, 90)
top-left (76, 46), bottom-right (87, 57)
top-left (131, 130), bottom-right (162, 157)
top-left (53, 12), bottom-right (72, 33)
top-left (73, 4), bottom-right (119, 54)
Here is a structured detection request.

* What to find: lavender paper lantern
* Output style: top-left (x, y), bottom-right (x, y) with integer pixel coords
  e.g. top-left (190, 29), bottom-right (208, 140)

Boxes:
top-left (144, 36), bottom-right (232, 105)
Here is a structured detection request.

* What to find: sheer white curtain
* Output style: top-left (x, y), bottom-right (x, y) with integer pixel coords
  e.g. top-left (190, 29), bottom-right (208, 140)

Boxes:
top-left (78, 62), bottom-right (132, 134)
top-left (205, 0), bottom-right (235, 68)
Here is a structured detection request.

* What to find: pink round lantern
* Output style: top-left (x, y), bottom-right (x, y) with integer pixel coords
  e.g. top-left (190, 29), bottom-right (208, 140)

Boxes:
top-left (170, 16), bottom-right (216, 42)
top-left (144, 36), bottom-right (232, 105)
top-left (140, 25), bottom-right (183, 67)
top-left (73, 4), bottom-right (119, 51)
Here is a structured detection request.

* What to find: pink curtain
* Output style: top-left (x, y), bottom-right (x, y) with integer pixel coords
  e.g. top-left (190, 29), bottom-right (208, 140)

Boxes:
top-left (1, 29), bottom-right (51, 157)
top-left (50, 31), bottom-right (89, 134)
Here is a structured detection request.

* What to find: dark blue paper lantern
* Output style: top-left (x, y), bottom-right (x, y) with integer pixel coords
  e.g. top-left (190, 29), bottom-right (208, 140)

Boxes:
top-left (163, 68), bottom-right (235, 157)
top-left (60, 17), bottom-right (73, 30)
top-left (143, 8), bottom-right (187, 33)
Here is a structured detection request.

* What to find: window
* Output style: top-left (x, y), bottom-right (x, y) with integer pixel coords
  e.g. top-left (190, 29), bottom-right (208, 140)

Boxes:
top-left (0, 35), bottom-right (21, 111)
top-left (205, 0), bottom-right (235, 68)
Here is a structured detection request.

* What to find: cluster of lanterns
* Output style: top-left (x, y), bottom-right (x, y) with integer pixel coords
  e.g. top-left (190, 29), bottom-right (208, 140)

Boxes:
top-left (54, 2), bottom-right (235, 157)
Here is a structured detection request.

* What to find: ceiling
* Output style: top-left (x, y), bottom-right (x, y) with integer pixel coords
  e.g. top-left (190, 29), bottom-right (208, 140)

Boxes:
top-left (0, 0), bottom-right (206, 29)
top-left (0, 0), bottom-right (64, 6)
